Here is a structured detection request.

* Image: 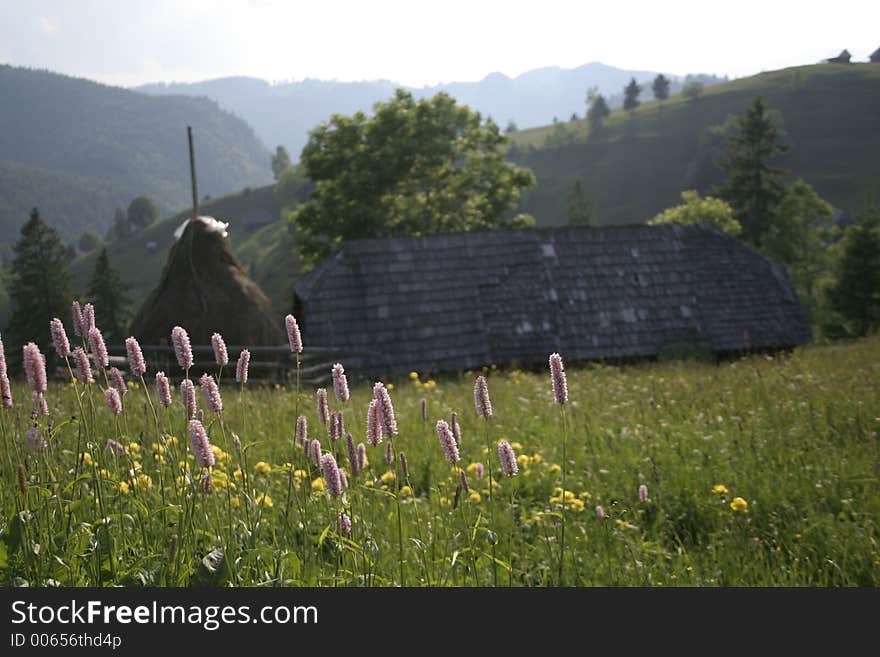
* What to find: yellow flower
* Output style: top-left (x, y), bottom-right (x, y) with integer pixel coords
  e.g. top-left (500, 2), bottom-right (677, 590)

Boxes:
top-left (517, 454), bottom-right (530, 467)
top-left (466, 462), bottom-right (480, 474)
top-left (510, 441), bottom-right (523, 451)
top-left (229, 496), bottom-right (241, 509)
top-left (151, 442), bottom-right (165, 454)
top-left (439, 496), bottom-right (450, 507)
top-left (794, 533), bottom-right (802, 540)
top-left (80, 452), bottom-right (93, 466)
top-left (563, 490), bottom-right (575, 501)
top-left (424, 379), bottom-right (437, 389)
top-left (126, 380), bottom-right (137, 389)
top-left (99, 468), bottom-right (110, 479)
top-left (128, 443), bottom-right (140, 453)
top-left (578, 491), bottom-right (592, 501)
top-left (469, 491), bottom-right (481, 503)
top-left (294, 469), bottom-right (307, 479)
top-left (531, 453), bottom-right (542, 464)
top-left (153, 454), bottom-right (166, 465)
top-left (713, 484), bottom-right (728, 495)
top-left (730, 497), bottom-right (749, 513)
top-left (386, 383), bottom-right (395, 391)
top-left (549, 464), bottom-right (561, 473)
top-left (176, 475), bottom-right (187, 487)
top-left (116, 481), bottom-right (130, 495)
top-left (167, 435), bottom-right (179, 446)
top-left (380, 471), bottom-right (396, 484)
top-left (570, 499), bottom-right (585, 512)
top-left (364, 480), bottom-right (374, 487)
top-left (311, 477), bottom-right (325, 491)
top-left (409, 371), bottom-right (419, 380)
top-left (400, 485), bottom-right (412, 496)
top-left (255, 493), bottom-right (273, 508)
top-left (254, 461), bottom-right (272, 475)
top-left (178, 460), bottom-right (190, 472)
top-left (134, 474), bottom-right (153, 490)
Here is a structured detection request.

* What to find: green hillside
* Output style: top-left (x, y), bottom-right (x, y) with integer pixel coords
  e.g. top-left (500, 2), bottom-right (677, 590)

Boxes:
top-left (508, 64), bottom-right (880, 225)
top-left (68, 183), bottom-right (304, 324)
top-left (0, 65), bottom-right (273, 251)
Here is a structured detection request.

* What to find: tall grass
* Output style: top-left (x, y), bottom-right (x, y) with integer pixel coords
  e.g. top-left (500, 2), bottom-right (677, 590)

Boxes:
top-left (0, 334), bottom-right (878, 586)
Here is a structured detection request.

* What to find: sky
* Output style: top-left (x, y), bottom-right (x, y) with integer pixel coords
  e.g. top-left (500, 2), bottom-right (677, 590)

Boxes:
top-left (1, 0), bottom-right (878, 88)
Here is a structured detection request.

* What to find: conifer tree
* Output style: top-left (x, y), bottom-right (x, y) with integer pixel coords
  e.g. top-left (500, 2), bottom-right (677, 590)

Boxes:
top-left (87, 246), bottom-right (131, 343)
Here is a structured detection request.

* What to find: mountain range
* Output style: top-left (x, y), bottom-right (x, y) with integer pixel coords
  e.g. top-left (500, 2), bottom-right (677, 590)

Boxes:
top-left (137, 63), bottom-right (725, 159)
top-left (0, 64), bottom-right (273, 256)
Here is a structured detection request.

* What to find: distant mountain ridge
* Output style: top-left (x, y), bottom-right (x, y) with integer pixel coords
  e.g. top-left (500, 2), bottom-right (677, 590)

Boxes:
top-left (0, 65), bottom-right (273, 253)
top-left (137, 63), bottom-right (724, 158)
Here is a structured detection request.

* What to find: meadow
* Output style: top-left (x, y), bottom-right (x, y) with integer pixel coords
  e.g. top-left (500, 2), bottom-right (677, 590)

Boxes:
top-left (1, 320), bottom-right (878, 587)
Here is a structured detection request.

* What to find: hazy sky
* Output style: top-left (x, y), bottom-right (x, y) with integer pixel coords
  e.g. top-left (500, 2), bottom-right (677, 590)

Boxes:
top-left (1, 0), bottom-right (878, 87)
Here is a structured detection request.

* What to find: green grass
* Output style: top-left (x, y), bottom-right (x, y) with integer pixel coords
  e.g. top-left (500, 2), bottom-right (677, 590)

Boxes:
top-left (510, 63), bottom-right (880, 226)
top-left (1, 337), bottom-right (878, 586)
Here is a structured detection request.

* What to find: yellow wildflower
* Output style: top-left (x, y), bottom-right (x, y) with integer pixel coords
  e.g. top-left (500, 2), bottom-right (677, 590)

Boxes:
top-left (99, 468), bottom-right (110, 479)
top-left (294, 469), bottom-right (307, 479)
top-left (439, 496), bottom-right (450, 507)
top-left (127, 443), bottom-right (140, 453)
top-left (730, 497), bottom-right (749, 513)
top-left (400, 485), bottom-right (412, 496)
top-left (466, 462), bottom-right (480, 474)
top-left (386, 383), bottom-right (395, 391)
top-left (517, 454), bottom-right (530, 467)
top-left (178, 460), bottom-right (190, 472)
top-left (254, 461), bottom-right (272, 475)
top-left (126, 380), bottom-right (138, 390)
top-left (424, 379), bottom-right (437, 389)
top-left (570, 498), bottom-right (585, 512)
top-left (153, 454), bottom-right (166, 465)
top-left (549, 464), bottom-right (561, 473)
top-left (409, 371), bottom-right (419, 380)
top-left (380, 471), bottom-right (396, 484)
top-left (579, 491), bottom-right (592, 501)
top-left (167, 435), bottom-right (179, 446)
top-left (255, 493), bottom-right (273, 508)
top-left (80, 452), bottom-right (93, 466)
top-left (469, 491), bottom-right (481, 503)
top-left (311, 477), bottom-right (325, 491)
top-left (510, 441), bottom-right (523, 451)
top-left (712, 484), bottom-right (728, 494)
top-left (364, 480), bottom-right (374, 487)
top-left (531, 453), bottom-right (542, 464)
top-left (229, 496), bottom-right (241, 509)
top-left (152, 442), bottom-right (165, 454)
top-left (116, 481), bottom-right (130, 495)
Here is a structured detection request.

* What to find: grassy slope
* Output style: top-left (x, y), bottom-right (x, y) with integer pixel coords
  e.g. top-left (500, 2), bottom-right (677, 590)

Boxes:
top-left (509, 64), bottom-right (880, 225)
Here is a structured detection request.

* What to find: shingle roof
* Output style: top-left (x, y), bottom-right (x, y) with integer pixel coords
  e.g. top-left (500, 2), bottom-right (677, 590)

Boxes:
top-left (294, 224), bottom-right (812, 375)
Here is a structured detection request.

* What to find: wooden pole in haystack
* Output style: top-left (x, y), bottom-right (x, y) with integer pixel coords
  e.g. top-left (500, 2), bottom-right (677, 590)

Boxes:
top-left (187, 125), bottom-right (199, 221)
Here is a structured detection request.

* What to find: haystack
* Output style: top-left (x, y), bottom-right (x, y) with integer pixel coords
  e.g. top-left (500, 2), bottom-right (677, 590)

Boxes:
top-left (130, 216), bottom-right (284, 347)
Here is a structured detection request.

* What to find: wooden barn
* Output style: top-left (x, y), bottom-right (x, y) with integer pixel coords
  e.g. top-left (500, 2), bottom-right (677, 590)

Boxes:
top-left (292, 224), bottom-right (812, 376)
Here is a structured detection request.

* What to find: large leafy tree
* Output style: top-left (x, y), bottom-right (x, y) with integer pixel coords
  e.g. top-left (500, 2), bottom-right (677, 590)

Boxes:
top-left (87, 246), bottom-right (131, 344)
top-left (764, 180), bottom-right (836, 312)
top-left (291, 89), bottom-right (536, 264)
top-left (126, 195), bottom-right (159, 232)
top-left (715, 96), bottom-right (789, 246)
top-left (827, 209), bottom-right (880, 337)
top-left (648, 190), bottom-right (741, 236)
top-left (7, 208), bottom-right (72, 356)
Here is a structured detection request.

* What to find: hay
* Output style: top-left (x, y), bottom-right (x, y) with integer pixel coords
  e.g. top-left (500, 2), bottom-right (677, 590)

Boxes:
top-left (130, 217), bottom-right (284, 347)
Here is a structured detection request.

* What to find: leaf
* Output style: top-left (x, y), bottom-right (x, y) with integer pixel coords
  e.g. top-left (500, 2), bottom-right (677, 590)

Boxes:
top-left (317, 524), bottom-right (331, 547)
top-left (193, 548), bottom-right (231, 587)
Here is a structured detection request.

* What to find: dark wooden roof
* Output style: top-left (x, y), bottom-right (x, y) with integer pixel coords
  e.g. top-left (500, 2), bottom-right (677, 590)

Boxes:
top-left (294, 224), bottom-right (812, 375)
top-left (870, 47), bottom-right (880, 63)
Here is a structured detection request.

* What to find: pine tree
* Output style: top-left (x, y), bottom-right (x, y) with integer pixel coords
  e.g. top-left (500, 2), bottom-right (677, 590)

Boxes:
top-left (652, 74), bottom-right (670, 102)
top-left (828, 209), bottom-right (880, 337)
top-left (715, 96), bottom-right (789, 246)
top-left (587, 93), bottom-right (610, 131)
top-left (87, 246), bottom-right (131, 343)
top-left (623, 78), bottom-right (642, 112)
top-left (7, 208), bottom-right (73, 358)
